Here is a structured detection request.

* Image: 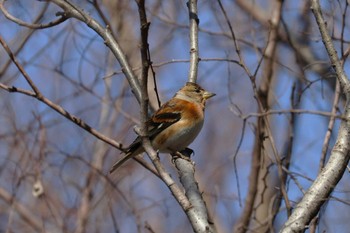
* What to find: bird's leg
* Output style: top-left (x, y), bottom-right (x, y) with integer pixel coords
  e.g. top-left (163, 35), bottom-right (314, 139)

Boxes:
top-left (181, 147), bottom-right (194, 157)
top-left (171, 147), bottom-right (194, 163)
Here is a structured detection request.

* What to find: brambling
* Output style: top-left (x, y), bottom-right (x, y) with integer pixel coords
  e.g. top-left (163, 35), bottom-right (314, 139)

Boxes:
top-left (109, 82), bottom-right (215, 173)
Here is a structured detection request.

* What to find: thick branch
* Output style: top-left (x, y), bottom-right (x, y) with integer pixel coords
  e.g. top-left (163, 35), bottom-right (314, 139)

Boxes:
top-left (281, 0), bottom-right (350, 232)
top-left (174, 154), bottom-right (216, 233)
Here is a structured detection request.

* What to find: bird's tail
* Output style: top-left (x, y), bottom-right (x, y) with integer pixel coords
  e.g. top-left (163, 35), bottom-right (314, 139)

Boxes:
top-left (110, 138), bottom-right (143, 174)
top-left (109, 152), bottom-right (134, 174)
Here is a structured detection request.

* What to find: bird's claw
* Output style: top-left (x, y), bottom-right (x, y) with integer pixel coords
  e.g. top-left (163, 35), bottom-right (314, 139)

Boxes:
top-left (171, 148), bottom-right (194, 163)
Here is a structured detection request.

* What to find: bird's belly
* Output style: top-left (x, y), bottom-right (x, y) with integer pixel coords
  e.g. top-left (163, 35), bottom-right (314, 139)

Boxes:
top-left (153, 119), bottom-right (204, 153)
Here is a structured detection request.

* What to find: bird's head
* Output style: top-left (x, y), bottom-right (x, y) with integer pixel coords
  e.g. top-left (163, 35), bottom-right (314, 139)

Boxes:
top-left (176, 82), bottom-right (216, 104)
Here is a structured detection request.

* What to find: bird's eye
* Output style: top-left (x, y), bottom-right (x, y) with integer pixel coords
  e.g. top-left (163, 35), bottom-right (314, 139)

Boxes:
top-left (195, 89), bottom-right (201, 93)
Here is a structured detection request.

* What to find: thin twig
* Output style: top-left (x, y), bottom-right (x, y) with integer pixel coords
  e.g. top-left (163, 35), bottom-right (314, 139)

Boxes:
top-left (0, 35), bottom-right (124, 152)
top-left (242, 109), bottom-right (347, 121)
top-left (319, 81), bottom-right (340, 170)
top-left (0, 188), bottom-right (44, 232)
top-left (310, 0), bottom-right (350, 94)
top-left (0, 0), bottom-right (67, 29)
top-left (50, 0), bottom-right (142, 103)
top-left (103, 57), bottom-right (240, 79)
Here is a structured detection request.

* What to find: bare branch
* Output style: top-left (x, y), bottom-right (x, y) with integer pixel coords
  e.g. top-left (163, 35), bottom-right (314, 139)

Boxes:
top-left (175, 156), bottom-right (216, 233)
top-left (310, 0), bottom-right (350, 94)
top-left (0, 188), bottom-right (43, 232)
top-left (0, 35), bottom-right (123, 152)
top-left (0, 35), bottom-right (42, 97)
top-left (319, 81), bottom-right (341, 170)
top-left (0, 0), bottom-right (67, 29)
top-left (187, 0), bottom-right (199, 83)
top-left (49, 0), bottom-right (142, 103)
top-left (281, 1), bottom-right (350, 231)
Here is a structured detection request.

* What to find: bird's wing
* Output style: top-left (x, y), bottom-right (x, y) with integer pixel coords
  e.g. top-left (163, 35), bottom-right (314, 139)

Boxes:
top-left (124, 109), bottom-right (181, 154)
top-left (148, 111), bottom-right (181, 137)
top-left (109, 100), bottom-right (182, 173)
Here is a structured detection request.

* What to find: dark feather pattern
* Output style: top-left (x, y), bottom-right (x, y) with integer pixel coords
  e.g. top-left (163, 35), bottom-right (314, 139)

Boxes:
top-left (125, 112), bottom-right (181, 154)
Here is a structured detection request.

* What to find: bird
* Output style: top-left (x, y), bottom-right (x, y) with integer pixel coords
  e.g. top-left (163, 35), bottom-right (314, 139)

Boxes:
top-left (109, 82), bottom-right (215, 173)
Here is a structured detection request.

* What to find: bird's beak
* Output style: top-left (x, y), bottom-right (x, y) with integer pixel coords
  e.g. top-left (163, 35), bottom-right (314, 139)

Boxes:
top-left (203, 91), bottom-right (216, 100)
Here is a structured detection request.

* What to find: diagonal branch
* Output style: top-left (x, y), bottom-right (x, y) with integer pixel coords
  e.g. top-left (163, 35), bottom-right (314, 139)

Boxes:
top-left (0, 188), bottom-right (44, 232)
top-left (281, 0), bottom-right (350, 232)
top-left (49, 0), bottom-right (142, 103)
top-left (0, 35), bottom-right (123, 152)
top-left (310, 0), bottom-right (350, 94)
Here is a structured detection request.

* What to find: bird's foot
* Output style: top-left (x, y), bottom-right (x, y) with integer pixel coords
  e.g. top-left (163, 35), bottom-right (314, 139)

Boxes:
top-left (171, 148), bottom-right (194, 163)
